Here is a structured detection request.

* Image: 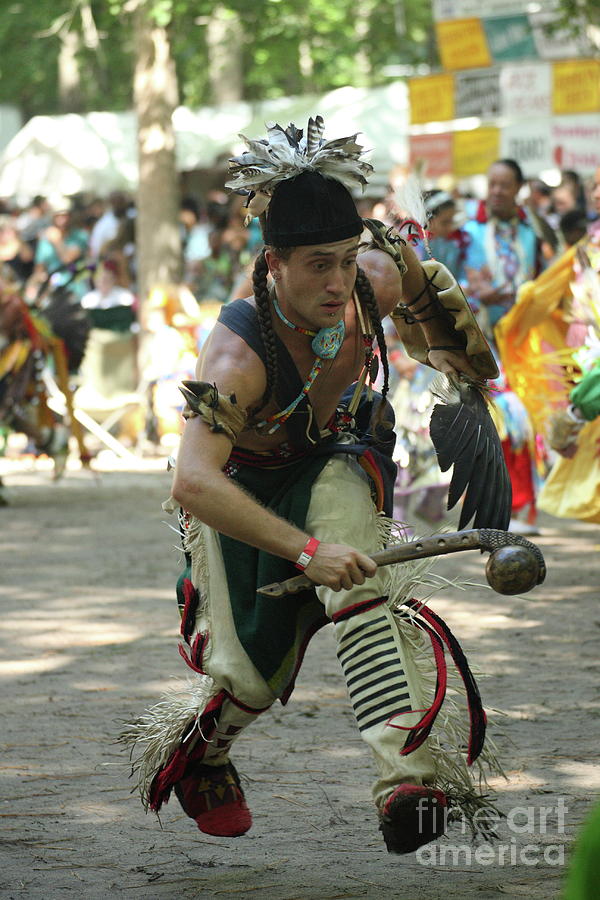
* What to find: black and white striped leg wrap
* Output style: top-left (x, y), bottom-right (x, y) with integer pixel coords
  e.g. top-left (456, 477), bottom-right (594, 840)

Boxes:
top-left (336, 607), bottom-right (413, 733)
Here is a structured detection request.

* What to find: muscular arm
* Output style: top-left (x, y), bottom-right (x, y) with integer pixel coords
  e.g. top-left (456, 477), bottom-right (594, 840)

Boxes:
top-left (171, 323), bottom-right (376, 590)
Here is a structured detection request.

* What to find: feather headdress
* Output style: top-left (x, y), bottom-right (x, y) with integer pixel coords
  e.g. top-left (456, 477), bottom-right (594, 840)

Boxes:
top-left (225, 115), bottom-right (373, 224)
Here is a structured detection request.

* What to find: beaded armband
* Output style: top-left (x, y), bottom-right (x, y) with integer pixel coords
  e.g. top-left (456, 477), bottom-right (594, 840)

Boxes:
top-left (179, 380), bottom-right (248, 445)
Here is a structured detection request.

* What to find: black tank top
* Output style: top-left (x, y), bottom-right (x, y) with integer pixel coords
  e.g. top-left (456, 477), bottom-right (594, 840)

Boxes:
top-left (218, 299), bottom-right (397, 513)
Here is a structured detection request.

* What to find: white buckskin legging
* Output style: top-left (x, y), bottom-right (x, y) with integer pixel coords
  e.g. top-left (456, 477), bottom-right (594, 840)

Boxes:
top-left (191, 453), bottom-right (436, 809)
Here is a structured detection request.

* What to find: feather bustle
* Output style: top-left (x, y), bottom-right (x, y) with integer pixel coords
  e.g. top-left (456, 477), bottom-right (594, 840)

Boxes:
top-left (429, 377), bottom-right (511, 531)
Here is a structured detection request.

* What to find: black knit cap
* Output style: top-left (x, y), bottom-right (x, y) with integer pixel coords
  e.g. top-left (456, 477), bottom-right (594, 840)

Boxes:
top-left (262, 170), bottom-right (363, 248)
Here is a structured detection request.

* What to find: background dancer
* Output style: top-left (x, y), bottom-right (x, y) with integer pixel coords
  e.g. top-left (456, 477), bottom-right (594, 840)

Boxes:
top-left (497, 166), bottom-right (600, 524)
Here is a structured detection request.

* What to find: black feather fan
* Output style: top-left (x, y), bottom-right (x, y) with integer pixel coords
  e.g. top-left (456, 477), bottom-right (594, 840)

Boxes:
top-left (429, 377), bottom-right (511, 531)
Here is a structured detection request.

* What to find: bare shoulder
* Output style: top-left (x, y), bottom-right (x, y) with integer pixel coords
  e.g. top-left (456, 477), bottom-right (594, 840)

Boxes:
top-left (357, 247), bottom-right (404, 318)
top-left (196, 313), bottom-right (266, 412)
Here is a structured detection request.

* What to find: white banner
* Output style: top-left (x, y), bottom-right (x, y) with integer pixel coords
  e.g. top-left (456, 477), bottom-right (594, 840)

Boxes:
top-left (500, 120), bottom-right (553, 177)
top-left (552, 116), bottom-right (600, 175)
top-left (500, 63), bottom-right (551, 118)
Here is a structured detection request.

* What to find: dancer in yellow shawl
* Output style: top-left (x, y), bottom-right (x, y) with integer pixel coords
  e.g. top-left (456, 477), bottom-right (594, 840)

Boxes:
top-left (496, 168), bottom-right (600, 524)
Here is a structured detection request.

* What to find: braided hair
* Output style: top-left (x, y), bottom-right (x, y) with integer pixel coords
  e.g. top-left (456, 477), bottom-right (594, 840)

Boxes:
top-left (355, 264), bottom-right (390, 424)
top-left (251, 246), bottom-right (281, 417)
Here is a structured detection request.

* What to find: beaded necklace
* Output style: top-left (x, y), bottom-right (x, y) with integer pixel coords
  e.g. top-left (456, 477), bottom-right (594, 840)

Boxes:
top-left (256, 296), bottom-right (346, 434)
top-left (256, 292), bottom-right (376, 436)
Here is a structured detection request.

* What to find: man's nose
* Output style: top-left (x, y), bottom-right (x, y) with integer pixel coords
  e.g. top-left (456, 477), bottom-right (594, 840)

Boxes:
top-left (326, 266), bottom-right (345, 292)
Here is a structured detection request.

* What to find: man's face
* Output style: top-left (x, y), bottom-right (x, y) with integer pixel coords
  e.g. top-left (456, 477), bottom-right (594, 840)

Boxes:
top-left (267, 236), bottom-right (359, 331)
top-left (487, 164), bottom-right (521, 219)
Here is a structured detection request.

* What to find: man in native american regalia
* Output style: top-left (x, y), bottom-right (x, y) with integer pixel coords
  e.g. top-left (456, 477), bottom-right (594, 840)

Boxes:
top-left (124, 117), bottom-right (513, 853)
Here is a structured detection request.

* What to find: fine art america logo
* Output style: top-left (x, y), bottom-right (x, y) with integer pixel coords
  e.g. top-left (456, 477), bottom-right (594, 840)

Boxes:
top-left (416, 797), bottom-right (568, 867)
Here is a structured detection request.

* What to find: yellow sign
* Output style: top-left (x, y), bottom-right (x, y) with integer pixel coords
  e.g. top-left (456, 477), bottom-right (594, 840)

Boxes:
top-left (552, 60), bottom-right (600, 115)
top-left (453, 127), bottom-right (500, 177)
top-left (436, 18), bottom-right (492, 71)
top-left (409, 74), bottom-right (455, 125)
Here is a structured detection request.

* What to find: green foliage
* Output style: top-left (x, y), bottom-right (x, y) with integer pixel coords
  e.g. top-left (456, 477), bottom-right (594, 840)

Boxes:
top-left (1, 0), bottom-right (597, 121)
top-left (0, 2), bottom-right (63, 119)
top-left (178, 0), bottom-right (438, 103)
top-left (0, 0), bottom-right (437, 119)
top-left (0, 1), bottom-right (133, 116)
top-left (554, 0), bottom-right (600, 30)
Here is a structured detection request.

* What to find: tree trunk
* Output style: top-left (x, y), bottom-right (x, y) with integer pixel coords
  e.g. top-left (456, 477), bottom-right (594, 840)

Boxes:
top-left (354, 0), bottom-right (373, 86)
top-left (298, 17), bottom-right (315, 93)
top-left (133, 1), bottom-right (182, 311)
top-left (393, 1), bottom-right (406, 39)
top-left (206, 5), bottom-right (243, 105)
top-left (58, 29), bottom-right (84, 113)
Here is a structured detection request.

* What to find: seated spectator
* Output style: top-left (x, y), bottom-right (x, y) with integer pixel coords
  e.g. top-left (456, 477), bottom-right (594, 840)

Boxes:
top-left (27, 198), bottom-right (89, 300)
top-left (76, 259), bottom-right (138, 411)
top-left (89, 191), bottom-right (131, 259)
top-left (190, 227), bottom-right (235, 303)
top-left (100, 214), bottom-right (137, 289)
top-left (16, 195), bottom-right (51, 243)
top-left (80, 259), bottom-right (136, 333)
top-left (180, 195), bottom-right (210, 283)
top-left (81, 196), bottom-right (106, 235)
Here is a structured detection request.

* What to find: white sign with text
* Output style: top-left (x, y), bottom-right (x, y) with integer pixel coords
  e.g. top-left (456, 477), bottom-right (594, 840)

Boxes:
top-left (500, 63), bottom-right (552, 118)
top-left (500, 120), bottom-right (553, 176)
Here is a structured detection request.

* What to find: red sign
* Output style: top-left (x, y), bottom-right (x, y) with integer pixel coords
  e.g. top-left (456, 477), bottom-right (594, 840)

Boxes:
top-left (409, 133), bottom-right (453, 179)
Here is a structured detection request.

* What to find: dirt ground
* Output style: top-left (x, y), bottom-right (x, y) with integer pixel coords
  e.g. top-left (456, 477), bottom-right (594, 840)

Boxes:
top-left (1, 453), bottom-right (599, 900)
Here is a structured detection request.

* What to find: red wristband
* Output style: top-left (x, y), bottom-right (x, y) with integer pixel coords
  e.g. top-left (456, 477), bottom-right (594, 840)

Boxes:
top-left (295, 537), bottom-right (320, 571)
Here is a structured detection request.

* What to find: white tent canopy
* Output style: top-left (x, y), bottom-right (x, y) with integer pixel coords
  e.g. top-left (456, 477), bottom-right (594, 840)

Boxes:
top-left (0, 83), bottom-right (408, 203)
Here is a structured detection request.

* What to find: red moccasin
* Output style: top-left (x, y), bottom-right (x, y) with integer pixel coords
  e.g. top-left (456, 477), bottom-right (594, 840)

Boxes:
top-left (379, 783), bottom-right (447, 854)
top-left (174, 761), bottom-right (252, 837)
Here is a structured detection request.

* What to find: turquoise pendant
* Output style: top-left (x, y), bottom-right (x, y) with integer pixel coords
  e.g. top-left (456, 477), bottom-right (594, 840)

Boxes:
top-left (311, 320), bottom-right (345, 359)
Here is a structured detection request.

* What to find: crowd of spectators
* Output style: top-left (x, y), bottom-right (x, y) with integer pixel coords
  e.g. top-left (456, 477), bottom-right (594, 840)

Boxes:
top-left (1, 165), bottom-right (596, 323)
top-left (0, 164), bottom-right (598, 459)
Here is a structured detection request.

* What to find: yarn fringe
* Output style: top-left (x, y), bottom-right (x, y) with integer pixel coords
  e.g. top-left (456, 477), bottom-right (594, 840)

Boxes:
top-left (119, 673), bottom-right (219, 810)
top-left (180, 510), bottom-right (210, 596)
top-left (377, 515), bottom-right (507, 841)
